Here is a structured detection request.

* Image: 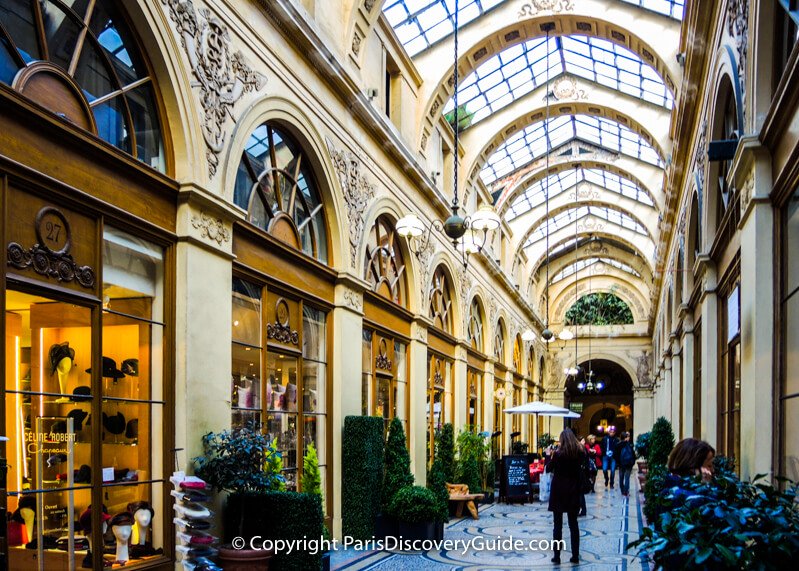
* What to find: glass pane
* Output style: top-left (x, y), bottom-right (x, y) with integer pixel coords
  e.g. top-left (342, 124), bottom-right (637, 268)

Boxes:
top-left (103, 481), bottom-right (165, 568)
top-left (783, 396), bottom-right (799, 482)
top-left (727, 285), bottom-right (740, 342)
top-left (88, 0), bottom-right (144, 85)
top-left (265, 412), bottom-right (297, 488)
top-left (101, 401), bottom-right (162, 483)
top-left (302, 306), bottom-right (326, 362)
top-left (361, 330), bottom-right (372, 416)
top-left (303, 414), bottom-right (325, 466)
top-left (92, 93), bottom-right (130, 152)
top-left (126, 82), bottom-right (165, 170)
top-left (101, 315), bottom-right (159, 402)
top-left (103, 228), bottom-right (164, 321)
top-left (376, 376), bottom-right (390, 429)
top-left (785, 292), bottom-right (799, 397)
top-left (75, 35), bottom-right (117, 102)
top-left (267, 353), bottom-right (298, 412)
top-left (0, 0), bottom-right (40, 63)
top-left (394, 342), bottom-right (406, 421)
top-left (0, 34), bottom-right (21, 84)
top-left (302, 361), bottom-right (325, 414)
top-left (59, 0), bottom-right (90, 19)
top-left (232, 278), bottom-right (261, 346)
top-left (787, 189), bottom-right (799, 293)
top-left (232, 343), bottom-right (261, 410)
top-left (41, 0), bottom-right (81, 71)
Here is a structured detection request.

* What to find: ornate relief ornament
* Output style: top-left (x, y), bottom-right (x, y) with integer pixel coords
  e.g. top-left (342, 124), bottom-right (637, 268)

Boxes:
top-left (458, 268), bottom-right (473, 313)
top-left (326, 140), bottom-right (377, 269)
top-left (267, 299), bottom-right (299, 345)
top-left (488, 298), bottom-right (498, 328)
top-left (364, 0), bottom-right (377, 12)
top-left (375, 338), bottom-right (392, 371)
top-left (342, 288), bottom-right (363, 312)
top-left (694, 119), bottom-right (708, 190)
top-left (677, 205), bottom-right (687, 237)
top-left (577, 218), bottom-right (604, 233)
top-left (161, 0), bottom-right (266, 178)
top-left (417, 239), bottom-right (436, 307)
top-left (191, 211), bottom-right (230, 245)
top-left (352, 32), bottom-right (363, 56)
top-left (7, 207), bottom-right (95, 289)
top-left (519, 0), bottom-right (574, 17)
top-left (727, 0), bottom-right (749, 113)
top-left (569, 182), bottom-right (600, 201)
top-left (412, 321), bottom-right (428, 343)
top-left (634, 350), bottom-right (653, 387)
top-left (740, 172), bottom-right (754, 215)
top-left (550, 76), bottom-right (588, 101)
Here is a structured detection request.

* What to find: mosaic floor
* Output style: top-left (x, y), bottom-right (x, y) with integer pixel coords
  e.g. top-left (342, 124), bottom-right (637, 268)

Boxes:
top-left (332, 473), bottom-right (648, 571)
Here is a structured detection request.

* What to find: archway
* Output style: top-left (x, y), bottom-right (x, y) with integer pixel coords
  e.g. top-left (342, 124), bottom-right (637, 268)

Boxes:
top-left (564, 359), bottom-right (634, 440)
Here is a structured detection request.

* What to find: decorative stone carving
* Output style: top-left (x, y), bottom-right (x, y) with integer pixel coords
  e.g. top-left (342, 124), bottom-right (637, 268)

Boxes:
top-left (694, 119), bottom-right (708, 190)
top-left (420, 134), bottom-right (428, 150)
top-left (740, 172), bottom-right (754, 215)
top-left (519, 0), bottom-right (574, 17)
top-left (615, 285), bottom-right (645, 317)
top-left (376, 339), bottom-right (392, 371)
top-left (161, 0), bottom-right (265, 178)
top-left (545, 354), bottom-right (562, 389)
top-left (458, 266), bottom-right (473, 311)
top-left (7, 242), bottom-right (95, 288)
top-left (677, 204), bottom-right (687, 236)
top-left (326, 140), bottom-right (377, 268)
top-left (488, 298), bottom-right (498, 327)
top-left (634, 350), bottom-right (653, 387)
top-left (550, 76), bottom-right (588, 101)
top-left (577, 218), bottom-right (604, 233)
top-left (417, 239), bottom-right (436, 308)
top-left (430, 100), bottom-right (441, 117)
top-left (569, 182), bottom-right (600, 201)
top-left (191, 211), bottom-right (230, 245)
top-left (411, 321), bottom-right (428, 343)
top-left (727, 0), bottom-right (749, 115)
top-left (364, 0), bottom-right (376, 12)
top-left (352, 32), bottom-right (362, 56)
top-left (341, 288), bottom-right (363, 312)
top-left (586, 240), bottom-right (608, 255)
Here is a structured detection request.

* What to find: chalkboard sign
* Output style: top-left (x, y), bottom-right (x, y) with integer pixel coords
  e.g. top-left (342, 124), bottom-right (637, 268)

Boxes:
top-left (500, 455), bottom-right (531, 503)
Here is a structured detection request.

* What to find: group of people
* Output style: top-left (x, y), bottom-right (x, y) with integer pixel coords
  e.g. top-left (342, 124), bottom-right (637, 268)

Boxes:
top-left (544, 428), bottom-right (715, 565)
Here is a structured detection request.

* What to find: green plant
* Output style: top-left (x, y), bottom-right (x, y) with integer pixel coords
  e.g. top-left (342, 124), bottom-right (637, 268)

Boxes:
top-left (634, 432), bottom-right (651, 460)
top-left (647, 417), bottom-right (675, 467)
top-left (427, 458), bottom-right (449, 522)
top-left (225, 491), bottom-right (325, 571)
top-left (382, 417), bottom-right (414, 511)
top-left (511, 440), bottom-right (528, 455)
top-left (342, 416), bottom-right (384, 540)
top-left (630, 473), bottom-right (799, 569)
top-left (458, 456), bottom-right (481, 494)
top-left (456, 428), bottom-right (490, 491)
top-left (388, 485), bottom-right (444, 523)
top-left (443, 104), bottom-right (475, 130)
top-left (301, 443), bottom-right (322, 498)
top-left (193, 420), bottom-right (285, 494)
top-left (713, 454), bottom-right (736, 476)
top-left (642, 463), bottom-right (669, 523)
top-left (438, 423), bottom-right (456, 484)
top-left (565, 289), bottom-right (634, 325)
top-left (538, 432), bottom-right (555, 451)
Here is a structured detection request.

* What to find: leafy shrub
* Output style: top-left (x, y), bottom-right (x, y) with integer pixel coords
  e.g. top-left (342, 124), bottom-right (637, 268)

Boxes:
top-left (342, 416), bottom-right (384, 540)
top-left (538, 432), bottom-right (555, 451)
top-left (511, 441), bottom-right (528, 454)
top-left (634, 432), bottom-right (650, 460)
top-left (458, 456), bottom-right (481, 494)
top-left (647, 417), bottom-right (674, 467)
top-left (713, 454), bottom-right (736, 476)
top-left (225, 491), bottom-right (325, 571)
top-left (301, 443), bottom-right (322, 498)
top-left (193, 420), bottom-right (285, 494)
top-left (389, 485), bottom-right (444, 523)
top-left (642, 464), bottom-right (669, 524)
top-left (427, 458), bottom-right (449, 522)
top-left (630, 474), bottom-right (799, 570)
top-left (382, 417), bottom-right (414, 510)
top-left (456, 428), bottom-right (490, 491)
top-left (438, 423), bottom-right (456, 484)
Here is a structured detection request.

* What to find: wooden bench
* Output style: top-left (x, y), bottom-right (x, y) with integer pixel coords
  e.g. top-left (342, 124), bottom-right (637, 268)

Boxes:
top-left (446, 483), bottom-right (482, 519)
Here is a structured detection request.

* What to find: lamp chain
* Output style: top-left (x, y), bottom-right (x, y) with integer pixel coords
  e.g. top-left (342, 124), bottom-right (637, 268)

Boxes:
top-left (452, 0), bottom-right (460, 209)
top-left (544, 29), bottom-right (551, 328)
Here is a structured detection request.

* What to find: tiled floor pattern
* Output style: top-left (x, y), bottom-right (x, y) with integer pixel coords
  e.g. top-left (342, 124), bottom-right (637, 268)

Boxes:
top-left (332, 474), bottom-right (648, 570)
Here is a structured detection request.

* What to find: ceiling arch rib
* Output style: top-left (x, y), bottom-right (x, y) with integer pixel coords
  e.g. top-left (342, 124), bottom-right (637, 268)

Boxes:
top-left (548, 271), bottom-right (651, 323)
top-left (551, 256), bottom-right (642, 284)
top-left (460, 74), bottom-right (672, 188)
top-left (531, 235), bottom-right (654, 279)
top-left (522, 204), bottom-right (653, 246)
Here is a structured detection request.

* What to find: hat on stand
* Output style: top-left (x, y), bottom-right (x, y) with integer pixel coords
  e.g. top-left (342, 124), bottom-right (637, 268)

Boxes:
top-left (85, 357), bottom-right (126, 380)
top-left (121, 359), bottom-right (139, 376)
top-left (49, 342), bottom-right (75, 375)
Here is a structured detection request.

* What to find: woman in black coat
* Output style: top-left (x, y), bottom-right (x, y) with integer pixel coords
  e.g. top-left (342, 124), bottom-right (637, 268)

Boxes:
top-left (546, 428), bottom-right (585, 564)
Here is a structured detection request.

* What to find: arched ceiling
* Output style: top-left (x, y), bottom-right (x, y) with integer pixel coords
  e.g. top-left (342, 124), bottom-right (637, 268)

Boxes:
top-left (383, 0), bottom-right (683, 325)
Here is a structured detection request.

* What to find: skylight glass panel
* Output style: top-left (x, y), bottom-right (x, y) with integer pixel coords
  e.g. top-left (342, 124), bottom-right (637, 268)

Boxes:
top-left (505, 168), bottom-right (655, 221)
top-left (482, 115), bottom-right (663, 186)
top-left (383, 0), bottom-right (507, 57)
top-left (551, 257), bottom-right (642, 283)
top-left (524, 205), bottom-right (648, 248)
top-left (620, 0), bottom-right (684, 19)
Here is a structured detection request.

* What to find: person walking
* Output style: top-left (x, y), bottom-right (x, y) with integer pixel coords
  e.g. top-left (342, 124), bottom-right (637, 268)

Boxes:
top-left (584, 435), bottom-right (601, 492)
top-left (617, 432), bottom-right (635, 497)
top-left (546, 429), bottom-right (585, 564)
top-left (601, 427), bottom-right (619, 488)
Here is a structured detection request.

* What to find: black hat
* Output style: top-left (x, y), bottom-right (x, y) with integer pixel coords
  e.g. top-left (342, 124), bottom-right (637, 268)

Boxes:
top-left (125, 418), bottom-right (138, 440)
top-left (85, 357), bottom-right (125, 380)
top-left (46, 453), bottom-right (67, 468)
top-left (51, 421), bottom-right (67, 435)
top-left (70, 386), bottom-right (91, 402)
top-left (75, 464), bottom-right (91, 484)
top-left (102, 412), bottom-right (126, 435)
top-left (49, 342), bottom-right (75, 375)
top-left (121, 359), bottom-right (139, 376)
top-left (127, 501), bottom-right (154, 518)
top-left (67, 409), bottom-right (89, 431)
top-left (18, 495), bottom-right (37, 511)
top-left (109, 512), bottom-right (134, 527)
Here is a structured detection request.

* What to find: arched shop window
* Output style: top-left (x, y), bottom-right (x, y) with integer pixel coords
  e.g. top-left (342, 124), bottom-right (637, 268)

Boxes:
top-left (512, 335), bottom-right (522, 371)
top-left (716, 85), bottom-right (738, 221)
top-left (428, 265), bottom-right (453, 333)
top-left (467, 297), bottom-right (484, 352)
top-left (426, 354), bottom-right (451, 463)
top-left (494, 320), bottom-right (506, 364)
top-left (0, 0), bottom-right (165, 170)
top-left (234, 123), bottom-right (329, 262)
top-left (364, 215), bottom-right (407, 306)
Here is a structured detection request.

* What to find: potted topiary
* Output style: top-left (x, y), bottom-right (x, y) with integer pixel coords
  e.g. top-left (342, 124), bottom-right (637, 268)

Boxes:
top-left (194, 420), bottom-right (285, 570)
top-left (389, 485), bottom-right (445, 541)
top-left (635, 432), bottom-right (650, 471)
top-left (378, 418), bottom-right (413, 538)
top-left (456, 428), bottom-right (493, 503)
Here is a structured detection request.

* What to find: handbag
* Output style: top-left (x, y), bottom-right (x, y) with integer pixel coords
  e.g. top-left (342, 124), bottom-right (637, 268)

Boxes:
top-left (538, 471), bottom-right (553, 502)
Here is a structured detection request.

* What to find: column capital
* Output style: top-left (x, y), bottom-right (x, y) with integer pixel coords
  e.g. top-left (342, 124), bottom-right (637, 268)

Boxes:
top-left (177, 183), bottom-right (241, 259)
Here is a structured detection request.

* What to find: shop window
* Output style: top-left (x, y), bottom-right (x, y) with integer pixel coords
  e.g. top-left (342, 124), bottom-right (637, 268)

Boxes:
top-left (364, 216), bottom-right (407, 306)
top-left (780, 187), bottom-right (799, 481)
top-left (511, 384), bottom-right (521, 436)
top-left (234, 123), bottom-right (329, 263)
top-left (428, 266), bottom-right (453, 334)
top-left (426, 354), bottom-right (452, 463)
top-left (492, 379), bottom-right (505, 459)
top-left (467, 367), bottom-right (482, 429)
top-left (713, 86), bottom-right (738, 227)
top-left (512, 335), bottom-right (522, 372)
top-left (719, 283), bottom-right (741, 470)
top-left (361, 328), bottom-right (407, 434)
top-left (230, 278), bottom-right (328, 495)
top-left (774, 0), bottom-right (799, 91)
top-left (0, 0), bottom-right (165, 170)
top-left (4, 227), bottom-right (167, 570)
top-left (467, 297), bottom-right (484, 353)
top-left (494, 320), bottom-right (506, 364)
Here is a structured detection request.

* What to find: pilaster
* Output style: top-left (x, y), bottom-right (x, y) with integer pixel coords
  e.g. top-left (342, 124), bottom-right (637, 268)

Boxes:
top-left (409, 319), bottom-right (430, 484)
top-left (698, 257), bottom-right (719, 446)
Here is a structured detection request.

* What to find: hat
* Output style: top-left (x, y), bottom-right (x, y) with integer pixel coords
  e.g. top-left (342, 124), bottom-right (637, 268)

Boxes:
top-left (127, 501), bottom-right (154, 518)
top-left (49, 342), bottom-right (75, 375)
top-left (125, 418), bottom-right (138, 440)
top-left (67, 409), bottom-right (88, 431)
top-left (75, 464), bottom-right (91, 483)
top-left (70, 386), bottom-right (91, 402)
top-left (51, 421), bottom-right (67, 435)
top-left (85, 356), bottom-right (125, 380)
top-left (121, 359), bottom-right (139, 376)
top-left (46, 453), bottom-right (67, 468)
top-left (109, 512), bottom-right (134, 527)
top-left (79, 505), bottom-right (111, 533)
top-left (102, 412), bottom-right (126, 435)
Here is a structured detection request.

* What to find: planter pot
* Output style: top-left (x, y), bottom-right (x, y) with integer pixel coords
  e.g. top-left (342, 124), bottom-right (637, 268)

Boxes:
top-left (321, 551), bottom-right (331, 571)
top-left (396, 520), bottom-right (439, 542)
top-left (375, 513), bottom-right (397, 539)
top-left (218, 545), bottom-right (274, 571)
top-left (480, 491), bottom-right (495, 504)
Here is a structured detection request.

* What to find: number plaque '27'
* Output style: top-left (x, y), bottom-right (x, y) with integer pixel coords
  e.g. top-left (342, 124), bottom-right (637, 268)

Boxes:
top-left (6, 206), bottom-right (96, 288)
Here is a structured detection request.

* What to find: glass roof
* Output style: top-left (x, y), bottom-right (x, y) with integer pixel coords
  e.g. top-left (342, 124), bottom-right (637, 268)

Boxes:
top-left (383, 0), bottom-right (506, 57)
top-left (552, 257), bottom-right (642, 284)
top-left (443, 36), bottom-right (671, 129)
top-left (524, 205), bottom-right (648, 247)
top-left (505, 167), bottom-right (655, 220)
top-left (620, 0), bottom-right (684, 19)
top-left (482, 114), bottom-right (663, 186)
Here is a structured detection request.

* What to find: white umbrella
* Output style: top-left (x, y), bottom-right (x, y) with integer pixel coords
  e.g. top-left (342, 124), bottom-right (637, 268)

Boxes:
top-left (503, 401), bottom-right (569, 415)
top-left (552, 411), bottom-right (581, 419)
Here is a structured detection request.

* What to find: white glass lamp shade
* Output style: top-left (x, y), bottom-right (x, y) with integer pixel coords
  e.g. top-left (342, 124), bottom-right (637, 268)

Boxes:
top-left (566, 366), bottom-right (580, 376)
top-left (396, 214), bottom-right (425, 238)
top-left (460, 235), bottom-right (480, 254)
top-left (521, 329), bottom-right (536, 341)
top-left (559, 329), bottom-right (574, 341)
top-left (470, 205), bottom-right (501, 231)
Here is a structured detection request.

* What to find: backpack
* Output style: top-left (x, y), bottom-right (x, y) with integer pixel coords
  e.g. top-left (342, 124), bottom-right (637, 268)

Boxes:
top-left (619, 442), bottom-right (635, 468)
